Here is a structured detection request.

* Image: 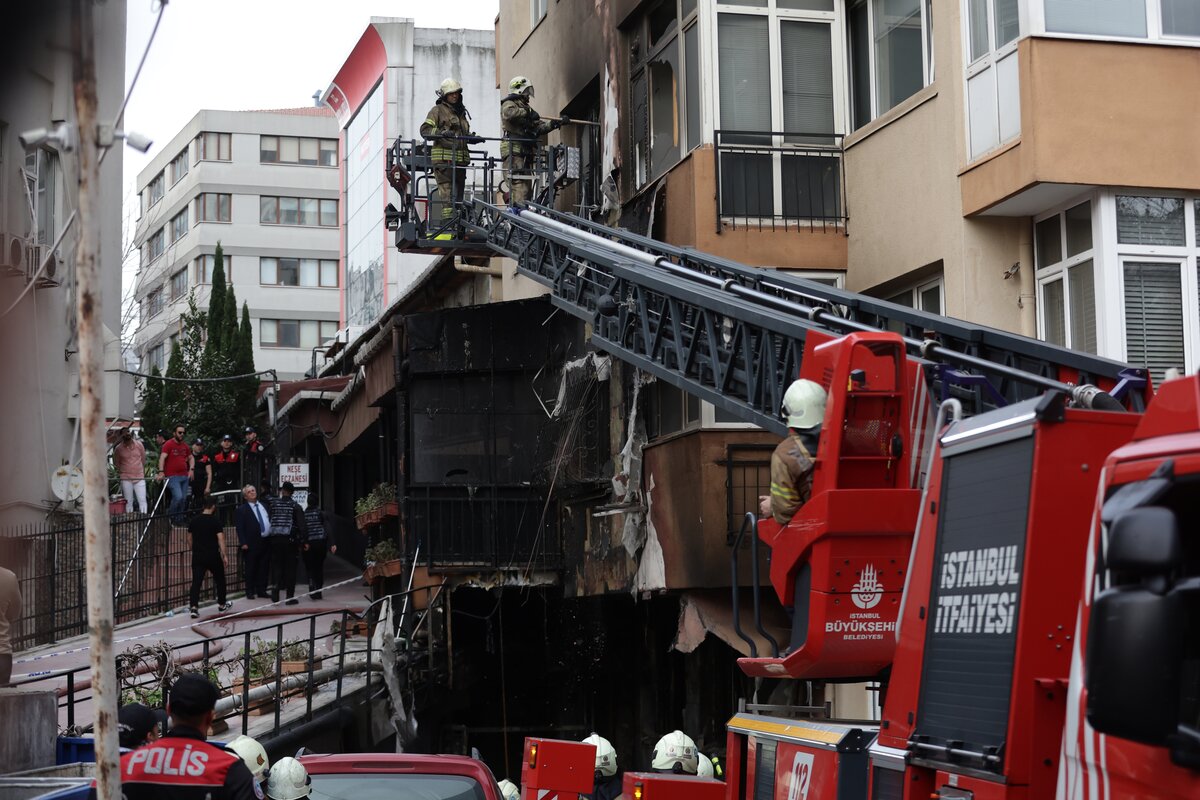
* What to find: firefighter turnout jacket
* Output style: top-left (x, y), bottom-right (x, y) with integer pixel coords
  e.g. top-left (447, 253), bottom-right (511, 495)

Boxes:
top-left (98, 727), bottom-right (259, 800)
top-left (769, 432), bottom-right (815, 525)
top-left (500, 94), bottom-right (554, 158)
top-left (421, 99), bottom-right (473, 165)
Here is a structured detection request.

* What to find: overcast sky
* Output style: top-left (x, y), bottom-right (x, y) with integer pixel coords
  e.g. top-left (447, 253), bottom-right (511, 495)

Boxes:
top-left (120, 0), bottom-right (498, 301)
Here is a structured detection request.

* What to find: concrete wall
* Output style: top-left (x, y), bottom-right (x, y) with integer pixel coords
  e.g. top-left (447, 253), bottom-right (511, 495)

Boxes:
top-left (0, 1), bottom-right (130, 526)
top-left (0, 688), bottom-right (58, 772)
top-left (132, 109), bottom-right (341, 380)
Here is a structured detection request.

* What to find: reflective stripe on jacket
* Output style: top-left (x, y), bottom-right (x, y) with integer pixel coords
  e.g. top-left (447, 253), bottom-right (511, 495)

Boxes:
top-left (420, 101), bottom-right (472, 164)
top-left (769, 433), bottom-right (814, 525)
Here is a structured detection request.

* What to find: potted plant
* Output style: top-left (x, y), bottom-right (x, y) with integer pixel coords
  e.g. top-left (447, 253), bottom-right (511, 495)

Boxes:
top-left (232, 637), bottom-right (280, 716)
top-left (364, 538), bottom-right (403, 582)
top-left (355, 483), bottom-right (399, 529)
top-left (280, 638), bottom-right (322, 675)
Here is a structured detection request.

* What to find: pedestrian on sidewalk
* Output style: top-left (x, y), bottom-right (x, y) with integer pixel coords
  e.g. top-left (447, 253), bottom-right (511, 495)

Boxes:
top-left (301, 497), bottom-right (339, 601)
top-left (113, 427), bottom-right (148, 513)
top-left (189, 495), bottom-right (231, 618)
top-left (157, 424), bottom-right (194, 525)
top-left (0, 565), bottom-right (21, 686)
top-left (235, 484), bottom-right (271, 600)
top-left (190, 438), bottom-right (213, 512)
top-left (266, 481), bottom-right (307, 605)
top-left (104, 673), bottom-right (258, 799)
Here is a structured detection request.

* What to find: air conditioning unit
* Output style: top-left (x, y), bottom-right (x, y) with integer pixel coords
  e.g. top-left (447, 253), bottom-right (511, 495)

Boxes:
top-left (0, 233), bottom-right (28, 277)
top-left (26, 242), bottom-right (60, 288)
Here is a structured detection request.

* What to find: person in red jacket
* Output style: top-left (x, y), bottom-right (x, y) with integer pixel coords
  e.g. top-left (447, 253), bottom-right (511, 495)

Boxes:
top-left (98, 673), bottom-right (257, 799)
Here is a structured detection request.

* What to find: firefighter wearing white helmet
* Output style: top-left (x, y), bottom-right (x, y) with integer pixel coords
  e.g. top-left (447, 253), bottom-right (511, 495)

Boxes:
top-left (420, 77), bottom-right (482, 238)
top-left (500, 77), bottom-right (567, 205)
top-left (498, 779), bottom-right (520, 800)
top-left (758, 378), bottom-right (827, 525)
top-left (265, 756), bottom-right (311, 800)
top-left (696, 752), bottom-right (714, 779)
top-left (651, 730), bottom-right (698, 775)
top-left (228, 734), bottom-right (270, 785)
top-left (582, 733), bottom-right (621, 800)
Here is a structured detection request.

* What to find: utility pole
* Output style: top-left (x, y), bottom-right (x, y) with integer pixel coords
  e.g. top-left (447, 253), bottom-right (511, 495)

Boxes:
top-left (72, 0), bottom-right (121, 795)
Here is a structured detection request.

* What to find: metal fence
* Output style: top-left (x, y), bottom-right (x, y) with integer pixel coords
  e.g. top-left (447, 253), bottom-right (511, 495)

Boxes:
top-left (2, 508), bottom-right (245, 651)
top-left (407, 487), bottom-right (562, 571)
top-left (722, 443), bottom-right (775, 544)
top-left (714, 129), bottom-right (846, 234)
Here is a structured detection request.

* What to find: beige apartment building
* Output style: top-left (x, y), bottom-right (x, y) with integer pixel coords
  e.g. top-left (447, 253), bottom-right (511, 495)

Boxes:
top-left (497, 0), bottom-right (1200, 383)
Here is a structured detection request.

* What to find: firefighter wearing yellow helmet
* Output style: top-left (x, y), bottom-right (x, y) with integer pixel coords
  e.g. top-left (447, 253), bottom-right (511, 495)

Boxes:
top-left (651, 730), bottom-right (698, 775)
top-left (582, 733), bottom-right (622, 800)
top-left (500, 76), bottom-right (567, 205)
top-left (759, 378), bottom-right (827, 524)
top-left (420, 77), bottom-right (482, 238)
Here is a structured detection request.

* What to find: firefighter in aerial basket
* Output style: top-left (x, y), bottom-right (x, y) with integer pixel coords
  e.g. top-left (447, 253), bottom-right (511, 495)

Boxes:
top-left (759, 379), bottom-right (828, 525)
top-left (500, 76), bottom-right (567, 205)
top-left (420, 77), bottom-right (484, 239)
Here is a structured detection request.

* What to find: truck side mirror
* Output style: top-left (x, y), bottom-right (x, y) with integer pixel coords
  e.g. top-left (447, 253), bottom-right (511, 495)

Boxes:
top-left (1086, 506), bottom-right (1184, 745)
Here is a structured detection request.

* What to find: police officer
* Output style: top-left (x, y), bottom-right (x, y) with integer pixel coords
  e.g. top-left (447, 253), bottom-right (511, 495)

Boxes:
top-left (301, 496), bottom-right (338, 601)
top-left (757, 379), bottom-right (827, 525)
top-left (420, 78), bottom-right (483, 238)
top-left (212, 434), bottom-right (242, 511)
top-left (190, 438), bottom-right (212, 511)
top-left (243, 426), bottom-right (268, 490)
top-left (500, 76), bottom-right (566, 205)
top-left (102, 673), bottom-right (257, 799)
top-left (266, 482), bottom-right (307, 605)
top-left (582, 733), bottom-right (621, 800)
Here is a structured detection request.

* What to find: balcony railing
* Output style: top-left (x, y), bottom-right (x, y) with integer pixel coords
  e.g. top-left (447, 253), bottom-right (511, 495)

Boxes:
top-left (714, 129), bottom-right (846, 234)
top-left (406, 487), bottom-right (562, 571)
top-left (722, 443), bottom-right (775, 544)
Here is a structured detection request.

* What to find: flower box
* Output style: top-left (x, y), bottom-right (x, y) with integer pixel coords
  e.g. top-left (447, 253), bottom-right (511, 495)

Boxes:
top-left (364, 558), bottom-right (404, 583)
top-left (281, 657), bottom-right (323, 675)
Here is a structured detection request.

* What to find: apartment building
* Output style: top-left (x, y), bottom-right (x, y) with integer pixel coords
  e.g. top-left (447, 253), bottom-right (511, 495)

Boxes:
top-left (0, 1), bottom-right (131, 525)
top-left (132, 108), bottom-right (340, 380)
top-left (498, 0), bottom-right (1199, 384)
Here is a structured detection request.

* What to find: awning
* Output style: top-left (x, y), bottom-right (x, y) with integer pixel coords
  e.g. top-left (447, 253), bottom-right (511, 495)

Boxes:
top-left (673, 589), bottom-right (792, 659)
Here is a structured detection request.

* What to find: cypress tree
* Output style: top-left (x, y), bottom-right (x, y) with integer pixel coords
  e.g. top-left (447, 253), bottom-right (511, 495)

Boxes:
top-left (162, 340), bottom-right (185, 431)
top-left (205, 243), bottom-right (227, 358)
top-left (138, 366), bottom-right (165, 444)
top-left (223, 285), bottom-right (239, 364)
top-left (236, 302), bottom-right (258, 419)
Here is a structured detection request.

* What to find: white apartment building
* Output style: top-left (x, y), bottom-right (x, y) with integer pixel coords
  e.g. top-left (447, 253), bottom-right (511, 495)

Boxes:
top-left (132, 108), bottom-right (341, 380)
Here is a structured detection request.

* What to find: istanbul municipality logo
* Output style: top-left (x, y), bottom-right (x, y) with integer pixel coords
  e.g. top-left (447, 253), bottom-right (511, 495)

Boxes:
top-left (852, 564), bottom-right (883, 609)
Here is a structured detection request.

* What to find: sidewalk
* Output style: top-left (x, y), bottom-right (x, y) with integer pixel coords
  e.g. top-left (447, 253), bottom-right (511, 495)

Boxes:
top-left (12, 556), bottom-right (374, 731)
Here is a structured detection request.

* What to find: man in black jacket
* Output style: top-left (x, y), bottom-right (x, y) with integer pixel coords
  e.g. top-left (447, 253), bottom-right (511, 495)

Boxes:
top-left (234, 484), bottom-right (271, 600)
top-left (266, 482), bottom-right (306, 605)
top-left (100, 674), bottom-right (257, 799)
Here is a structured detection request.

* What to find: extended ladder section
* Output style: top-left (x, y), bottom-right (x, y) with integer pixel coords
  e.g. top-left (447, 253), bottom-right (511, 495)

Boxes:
top-left (456, 200), bottom-right (1149, 434)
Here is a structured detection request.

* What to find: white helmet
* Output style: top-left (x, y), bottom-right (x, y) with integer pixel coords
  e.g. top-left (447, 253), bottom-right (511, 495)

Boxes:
top-left (439, 78), bottom-right (463, 96)
top-left (781, 379), bottom-right (827, 431)
top-left (651, 730), bottom-right (698, 774)
top-left (228, 735), bottom-right (269, 781)
top-left (498, 779), bottom-right (520, 800)
top-left (509, 76), bottom-right (534, 97)
top-left (582, 733), bottom-right (617, 778)
top-left (696, 752), bottom-right (714, 779)
top-left (266, 757), bottom-right (311, 800)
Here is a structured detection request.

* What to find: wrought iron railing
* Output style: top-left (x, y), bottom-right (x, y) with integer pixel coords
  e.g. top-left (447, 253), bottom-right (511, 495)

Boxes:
top-left (406, 487), bottom-right (562, 571)
top-left (722, 443), bottom-right (775, 544)
top-left (714, 129), bottom-right (846, 234)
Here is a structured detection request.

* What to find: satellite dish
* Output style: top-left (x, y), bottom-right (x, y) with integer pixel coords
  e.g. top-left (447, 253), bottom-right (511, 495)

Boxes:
top-left (51, 465), bottom-right (85, 502)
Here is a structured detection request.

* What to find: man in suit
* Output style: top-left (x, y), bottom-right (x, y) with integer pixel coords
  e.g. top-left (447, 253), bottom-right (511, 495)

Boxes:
top-left (234, 484), bottom-right (270, 600)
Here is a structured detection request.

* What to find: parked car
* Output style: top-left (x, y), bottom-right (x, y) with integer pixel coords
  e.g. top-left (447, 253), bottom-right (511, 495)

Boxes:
top-left (301, 753), bottom-right (505, 800)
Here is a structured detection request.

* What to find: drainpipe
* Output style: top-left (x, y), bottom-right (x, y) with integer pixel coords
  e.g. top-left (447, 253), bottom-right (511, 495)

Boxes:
top-left (1017, 219), bottom-right (1037, 337)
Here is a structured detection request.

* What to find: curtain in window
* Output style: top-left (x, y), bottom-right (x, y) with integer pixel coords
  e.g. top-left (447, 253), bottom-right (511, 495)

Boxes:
top-left (1116, 196), bottom-right (1185, 245)
top-left (1068, 259), bottom-right (1096, 353)
top-left (1042, 278), bottom-right (1066, 346)
top-left (781, 21), bottom-right (835, 142)
top-left (718, 15), bottom-right (771, 137)
top-left (1123, 261), bottom-right (1185, 383)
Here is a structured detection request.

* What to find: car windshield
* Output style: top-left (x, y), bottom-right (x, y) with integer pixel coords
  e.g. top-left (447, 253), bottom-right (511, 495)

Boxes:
top-left (310, 774), bottom-right (488, 800)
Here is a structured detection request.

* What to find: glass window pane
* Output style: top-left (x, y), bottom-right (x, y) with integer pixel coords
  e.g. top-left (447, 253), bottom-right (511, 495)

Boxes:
top-left (320, 199), bottom-right (338, 226)
top-left (1123, 261), bottom-right (1184, 384)
top-left (1044, 0), bottom-right (1146, 37)
top-left (219, 134), bottom-right (230, 160)
top-left (919, 283), bottom-right (941, 314)
top-left (1042, 279), bottom-right (1066, 346)
top-left (320, 140), bottom-right (338, 167)
top-left (1064, 201), bottom-right (1092, 256)
top-left (778, 0), bottom-right (834, 8)
top-left (1162, 0), bottom-right (1200, 36)
top-left (1068, 259), bottom-right (1096, 353)
top-left (261, 136), bottom-right (278, 162)
top-left (648, 0), bottom-right (677, 46)
top-left (219, 194), bottom-right (230, 221)
top-left (849, 0), bottom-right (872, 128)
top-left (873, 0), bottom-right (924, 114)
top-left (320, 321), bottom-right (338, 342)
top-left (280, 197), bottom-right (299, 225)
top-left (721, 0), bottom-right (767, 6)
top-left (1035, 216), bottom-right (1062, 266)
top-left (887, 289), bottom-right (914, 307)
top-left (718, 15), bottom-right (772, 133)
top-left (648, 43), bottom-right (681, 175)
top-left (278, 320), bottom-right (300, 348)
top-left (994, 0), bottom-right (1019, 46)
top-left (280, 137), bottom-right (299, 163)
top-left (299, 197), bottom-right (318, 227)
top-left (967, 0), bottom-right (989, 61)
top-left (261, 320), bottom-right (277, 345)
top-left (681, 0), bottom-right (697, 14)
top-left (320, 260), bottom-right (338, 287)
top-left (279, 258), bottom-right (300, 286)
top-left (260, 258), bottom-right (277, 284)
top-left (300, 320), bottom-right (319, 349)
top-left (260, 196), bottom-right (277, 223)
top-left (300, 259), bottom-right (319, 286)
top-left (685, 24), bottom-right (701, 153)
top-left (781, 22), bottom-right (834, 140)
top-left (1116, 196), bottom-right (1185, 245)
top-left (299, 138), bottom-right (319, 165)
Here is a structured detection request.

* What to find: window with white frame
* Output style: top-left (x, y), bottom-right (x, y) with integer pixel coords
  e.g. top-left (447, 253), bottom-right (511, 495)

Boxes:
top-left (24, 149), bottom-right (58, 246)
top-left (194, 131), bottom-right (231, 163)
top-left (531, 0), bottom-right (548, 27)
top-left (713, 1), bottom-right (844, 220)
top-left (964, 0), bottom-right (1021, 160)
top-left (169, 267), bottom-right (188, 300)
top-left (169, 208), bottom-right (188, 243)
top-left (259, 257), bottom-right (339, 288)
top-left (169, 149), bottom-right (189, 185)
top-left (847, 0), bottom-right (933, 130)
top-left (194, 193), bottom-right (231, 223)
top-left (1035, 200), bottom-right (1097, 353)
top-left (1039, 0), bottom-right (1200, 40)
top-left (260, 319), bottom-right (339, 349)
top-left (887, 276), bottom-right (943, 314)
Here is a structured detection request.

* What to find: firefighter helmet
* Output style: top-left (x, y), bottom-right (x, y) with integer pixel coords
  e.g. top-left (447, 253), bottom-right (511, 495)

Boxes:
top-left (228, 734), bottom-right (269, 781)
top-left (265, 757), bottom-right (311, 800)
top-left (781, 378), bottom-right (827, 431)
top-left (438, 78), bottom-right (463, 97)
top-left (498, 780), bottom-right (520, 800)
top-left (651, 730), bottom-right (698, 774)
top-left (583, 733), bottom-right (618, 778)
top-left (696, 753), bottom-right (714, 779)
top-left (509, 76), bottom-right (535, 97)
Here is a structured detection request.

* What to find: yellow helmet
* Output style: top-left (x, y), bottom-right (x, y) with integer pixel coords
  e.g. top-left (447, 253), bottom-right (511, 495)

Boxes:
top-left (509, 76), bottom-right (534, 97)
